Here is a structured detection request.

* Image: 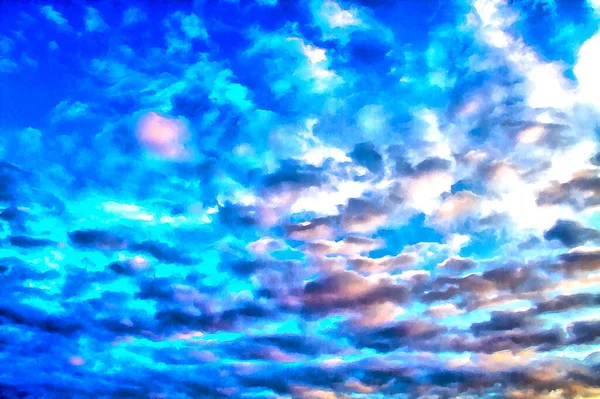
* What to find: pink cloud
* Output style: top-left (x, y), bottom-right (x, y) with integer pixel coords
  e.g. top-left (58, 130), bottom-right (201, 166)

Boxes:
top-left (136, 111), bottom-right (192, 160)
top-left (69, 356), bottom-right (85, 366)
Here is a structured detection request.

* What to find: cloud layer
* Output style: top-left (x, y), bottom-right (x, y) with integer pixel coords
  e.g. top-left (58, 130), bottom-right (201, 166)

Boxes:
top-left (1, 0), bottom-right (599, 397)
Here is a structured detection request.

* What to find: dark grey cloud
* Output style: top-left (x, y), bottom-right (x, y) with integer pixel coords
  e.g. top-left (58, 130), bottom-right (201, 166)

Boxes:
top-left (568, 321), bottom-right (600, 345)
top-left (0, 161), bottom-right (27, 202)
top-left (556, 249), bottom-right (600, 274)
top-left (414, 157), bottom-right (452, 174)
top-left (353, 319), bottom-right (447, 352)
top-left (8, 235), bottom-right (54, 248)
top-left (470, 310), bottom-right (535, 336)
top-left (0, 303), bottom-right (82, 335)
top-left (537, 176), bottom-right (600, 210)
top-left (301, 270), bottom-right (409, 315)
top-left (264, 160), bottom-right (325, 189)
top-left (349, 141), bottom-right (384, 173)
top-left (418, 285), bottom-right (461, 303)
top-left (535, 293), bottom-right (600, 314)
top-left (136, 277), bottom-right (177, 301)
top-left (68, 229), bottom-right (128, 250)
top-left (108, 260), bottom-right (140, 276)
top-left (252, 333), bottom-right (341, 356)
top-left (131, 240), bottom-right (195, 265)
top-left (218, 202), bottom-right (261, 227)
top-left (480, 264), bottom-right (549, 293)
top-left (544, 219), bottom-right (600, 247)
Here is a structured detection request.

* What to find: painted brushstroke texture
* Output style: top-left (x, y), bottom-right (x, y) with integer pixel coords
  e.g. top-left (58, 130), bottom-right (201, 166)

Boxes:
top-left (0, 0), bottom-right (599, 398)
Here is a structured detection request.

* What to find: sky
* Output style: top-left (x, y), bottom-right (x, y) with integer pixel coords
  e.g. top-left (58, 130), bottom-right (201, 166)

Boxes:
top-left (1, 0), bottom-right (600, 398)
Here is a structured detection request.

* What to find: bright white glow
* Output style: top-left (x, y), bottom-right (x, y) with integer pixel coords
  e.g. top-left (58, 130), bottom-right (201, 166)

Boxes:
top-left (321, 0), bottom-right (361, 28)
top-left (300, 146), bottom-right (350, 167)
top-left (517, 125), bottom-right (546, 144)
top-left (574, 31), bottom-right (600, 109)
top-left (302, 43), bottom-right (327, 63)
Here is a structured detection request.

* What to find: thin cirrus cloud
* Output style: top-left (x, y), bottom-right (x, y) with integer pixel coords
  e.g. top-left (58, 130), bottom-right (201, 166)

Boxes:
top-left (0, 0), bottom-right (599, 398)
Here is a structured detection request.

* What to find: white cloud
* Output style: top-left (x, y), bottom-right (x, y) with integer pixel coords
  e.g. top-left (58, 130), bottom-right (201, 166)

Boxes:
top-left (100, 201), bottom-right (154, 222)
top-left (301, 43), bottom-right (327, 64)
top-left (0, 37), bottom-right (13, 54)
top-left (85, 7), bottom-right (107, 32)
top-left (257, 0), bottom-right (278, 6)
top-left (289, 179), bottom-right (368, 216)
top-left (517, 125), bottom-right (546, 144)
top-left (574, 31), bottom-right (600, 110)
top-left (0, 58), bottom-right (17, 73)
top-left (320, 0), bottom-right (361, 28)
top-left (21, 54), bottom-right (38, 68)
top-left (426, 303), bottom-right (464, 319)
top-left (446, 234), bottom-right (471, 253)
top-left (123, 7), bottom-right (146, 25)
top-left (356, 104), bottom-right (390, 140)
top-left (588, 0), bottom-right (600, 14)
top-left (413, 108), bottom-right (454, 161)
top-left (352, 301), bottom-right (405, 327)
top-left (435, 191), bottom-right (480, 222)
top-left (180, 13), bottom-right (207, 39)
top-left (40, 5), bottom-right (68, 26)
top-left (52, 101), bottom-right (90, 122)
top-left (299, 145), bottom-right (350, 166)
top-left (404, 171), bottom-right (454, 215)
top-left (472, 0), bottom-right (574, 110)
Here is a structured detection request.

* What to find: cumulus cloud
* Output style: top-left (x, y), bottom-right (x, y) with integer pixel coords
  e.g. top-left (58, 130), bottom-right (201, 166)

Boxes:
top-left (85, 7), bottom-right (108, 32)
top-left (40, 5), bottom-right (68, 26)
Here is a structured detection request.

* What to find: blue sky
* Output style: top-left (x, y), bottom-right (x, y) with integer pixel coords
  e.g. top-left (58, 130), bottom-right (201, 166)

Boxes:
top-left (1, 0), bottom-right (600, 397)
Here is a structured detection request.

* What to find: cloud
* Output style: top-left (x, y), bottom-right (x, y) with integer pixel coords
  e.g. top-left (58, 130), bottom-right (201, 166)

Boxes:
top-left (305, 235), bottom-right (384, 256)
top-left (85, 7), bottom-right (108, 32)
top-left (434, 190), bottom-right (481, 222)
top-left (178, 13), bottom-right (207, 40)
top-left (349, 252), bottom-right (418, 272)
top-left (341, 197), bottom-right (390, 233)
top-left (437, 256), bottom-right (477, 273)
top-left (535, 293), bottom-right (600, 314)
top-left (426, 303), bottom-right (464, 319)
top-left (348, 141), bottom-right (383, 173)
top-left (544, 219), bottom-right (600, 247)
top-left (3, 0), bottom-right (600, 397)
top-left (131, 240), bottom-right (195, 265)
top-left (285, 216), bottom-right (337, 241)
top-left (52, 100), bottom-right (90, 122)
top-left (301, 270), bottom-right (410, 315)
top-left (317, 0), bottom-right (362, 29)
top-left (555, 248), bottom-right (600, 274)
top-left (135, 112), bottom-right (193, 161)
top-left (574, 31), bottom-right (600, 109)
top-left (123, 7), bottom-right (146, 25)
top-left (470, 310), bottom-right (535, 336)
top-left (8, 235), bottom-right (54, 248)
top-left (352, 319), bottom-right (447, 352)
top-left (68, 229), bottom-right (128, 250)
top-left (40, 5), bottom-right (68, 26)
top-left (537, 175), bottom-right (600, 211)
